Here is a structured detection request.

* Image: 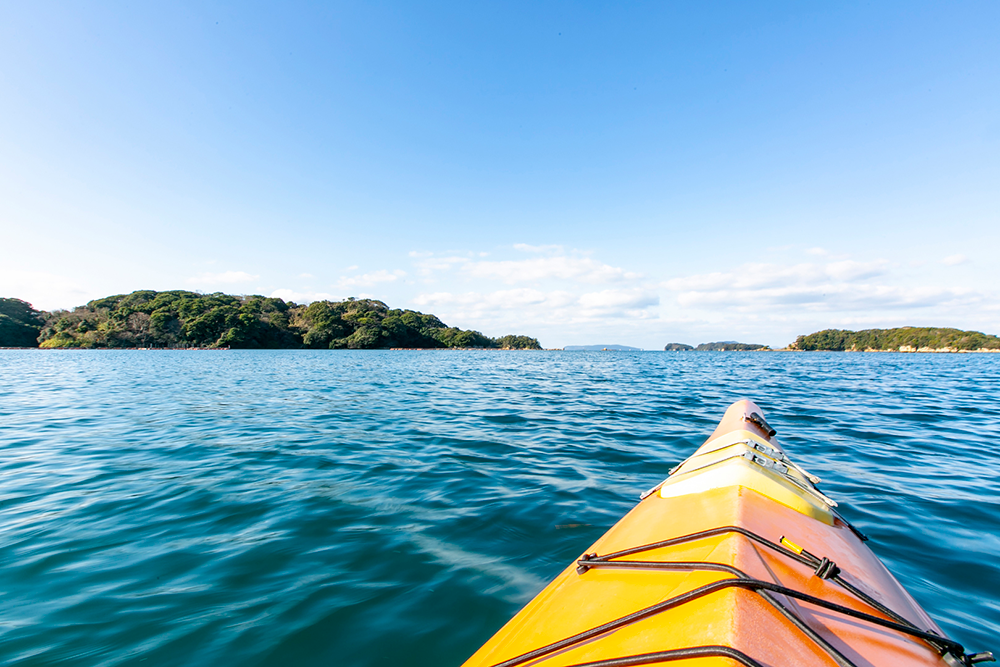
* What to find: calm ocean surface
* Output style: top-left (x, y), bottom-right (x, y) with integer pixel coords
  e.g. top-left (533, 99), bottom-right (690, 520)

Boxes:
top-left (0, 350), bottom-right (997, 665)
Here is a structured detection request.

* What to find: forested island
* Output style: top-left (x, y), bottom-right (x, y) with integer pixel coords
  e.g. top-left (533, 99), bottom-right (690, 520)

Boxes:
top-left (664, 329), bottom-right (999, 352)
top-left (664, 342), bottom-right (769, 351)
top-left (790, 327), bottom-right (1000, 352)
top-left (6, 295), bottom-right (998, 354)
top-left (696, 341), bottom-right (770, 351)
top-left (0, 292), bottom-right (542, 350)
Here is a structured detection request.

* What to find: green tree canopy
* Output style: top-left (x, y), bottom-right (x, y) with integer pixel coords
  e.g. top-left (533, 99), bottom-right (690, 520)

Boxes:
top-left (21, 290), bottom-right (541, 350)
top-left (494, 334), bottom-right (542, 350)
top-left (0, 298), bottom-right (45, 347)
top-left (791, 327), bottom-right (1000, 351)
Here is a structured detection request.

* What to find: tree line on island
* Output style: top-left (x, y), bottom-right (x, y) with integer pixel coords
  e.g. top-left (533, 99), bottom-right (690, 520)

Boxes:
top-left (788, 327), bottom-right (1000, 352)
top-left (5, 294), bottom-right (998, 352)
top-left (0, 292), bottom-right (542, 350)
top-left (664, 342), bottom-right (771, 351)
top-left (664, 327), bottom-right (1000, 352)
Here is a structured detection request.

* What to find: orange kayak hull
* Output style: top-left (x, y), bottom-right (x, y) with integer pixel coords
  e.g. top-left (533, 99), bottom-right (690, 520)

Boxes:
top-left (461, 400), bottom-right (955, 667)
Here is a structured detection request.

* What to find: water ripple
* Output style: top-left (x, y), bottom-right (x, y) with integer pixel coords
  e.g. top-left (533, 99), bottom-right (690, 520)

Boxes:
top-left (0, 349), bottom-right (997, 665)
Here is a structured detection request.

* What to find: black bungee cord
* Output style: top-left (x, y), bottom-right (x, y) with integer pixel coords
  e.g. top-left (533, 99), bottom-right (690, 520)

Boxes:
top-left (486, 526), bottom-right (994, 667)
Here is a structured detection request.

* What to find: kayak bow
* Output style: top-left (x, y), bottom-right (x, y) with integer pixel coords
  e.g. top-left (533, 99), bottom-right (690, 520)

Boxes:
top-left (461, 400), bottom-right (993, 667)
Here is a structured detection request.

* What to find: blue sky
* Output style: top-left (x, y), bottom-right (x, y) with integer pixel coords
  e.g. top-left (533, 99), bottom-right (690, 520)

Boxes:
top-left (2, 2), bottom-right (998, 348)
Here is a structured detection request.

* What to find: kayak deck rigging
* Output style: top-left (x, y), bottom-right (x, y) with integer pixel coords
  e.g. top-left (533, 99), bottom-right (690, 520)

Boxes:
top-left (490, 525), bottom-right (974, 667)
top-left (461, 400), bottom-right (994, 667)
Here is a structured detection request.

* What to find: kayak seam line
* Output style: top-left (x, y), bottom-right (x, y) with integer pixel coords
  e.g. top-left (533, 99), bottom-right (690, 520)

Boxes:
top-left (556, 645), bottom-right (766, 667)
top-left (589, 524), bottom-right (935, 648)
top-left (583, 566), bottom-right (963, 657)
top-left (488, 569), bottom-right (963, 667)
top-left (576, 560), bottom-right (856, 667)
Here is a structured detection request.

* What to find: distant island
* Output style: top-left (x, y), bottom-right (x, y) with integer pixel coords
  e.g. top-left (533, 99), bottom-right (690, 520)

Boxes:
top-left (664, 341), bottom-right (770, 351)
top-left (7, 297), bottom-right (997, 354)
top-left (696, 341), bottom-right (770, 351)
top-left (0, 292), bottom-right (542, 350)
top-left (663, 328), bottom-right (1000, 353)
top-left (790, 327), bottom-right (1000, 352)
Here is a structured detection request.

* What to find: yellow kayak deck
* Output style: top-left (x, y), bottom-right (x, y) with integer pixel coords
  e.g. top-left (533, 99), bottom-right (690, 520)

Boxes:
top-left (461, 400), bottom-right (974, 667)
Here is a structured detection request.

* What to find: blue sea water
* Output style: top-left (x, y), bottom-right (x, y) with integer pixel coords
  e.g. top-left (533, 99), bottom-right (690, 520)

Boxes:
top-left (0, 349), bottom-right (997, 665)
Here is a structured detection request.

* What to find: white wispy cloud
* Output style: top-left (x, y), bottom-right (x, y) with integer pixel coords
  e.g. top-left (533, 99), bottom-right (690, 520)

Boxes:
top-left (512, 243), bottom-right (564, 254)
top-left (661, 260), bottom-right (980, 312)
top-left (413, 287), bottom-right (659, 323)
top-left (414, 256), bottom-right (469, 275)
top-left (335, 269), bottom-right (406, 288)
top-left (664, 260), bottom-right (888, 293)
top-left (269, 289), bottom-right (339, 304)
top-left (465, 256), bottom-right (639, 284)
top-left (415, 289), bottom-right (575, 311)
top-left (186, 270), bottom-right (259, 285)
top-left (578, 289), bottom-right (659, 311)
top-left (942, 254), bottom-right (968, 266)
top-left (406, 246), bottom-right (657, 337)
top-left (402, 246), bottom-right (1000, 347)
top-left (412, 248), bottom-right (640, 285)
top-left (0, 268), bottom-right (93, 311)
